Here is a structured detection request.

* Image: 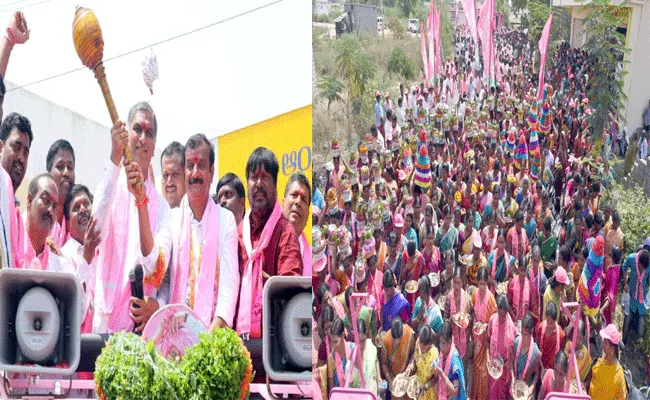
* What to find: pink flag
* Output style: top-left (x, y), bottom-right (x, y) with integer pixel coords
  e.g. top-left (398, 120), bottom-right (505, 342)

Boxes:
top-left (464, 0), bottom-right (478, 45)
top-left (421, 21), bottom-right (429, 81)
top-left (477, 0), bottom-right (492, 82)
top-left (435, 11), bottom-right (443, 76)
top-left (428, 1), bottom-right (435, 81)
top-left (537, 13), bottom-right (553, 99)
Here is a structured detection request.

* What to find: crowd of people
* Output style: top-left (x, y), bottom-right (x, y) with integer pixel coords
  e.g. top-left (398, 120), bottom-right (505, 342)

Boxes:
top-left (311, 23), bottom-right (648, 400)
top-left (0, 10), bottom-right (312, 369)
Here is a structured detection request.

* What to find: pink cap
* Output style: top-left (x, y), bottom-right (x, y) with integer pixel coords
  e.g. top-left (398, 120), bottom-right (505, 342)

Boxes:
top-left (554, 266), bottom-right (570, 285)
top-left (600, 324), bottom-right (621, 345)
top-left (376, 90), bottom-right (382, 97)
top-left (394, 214), bottom-right (404, 228)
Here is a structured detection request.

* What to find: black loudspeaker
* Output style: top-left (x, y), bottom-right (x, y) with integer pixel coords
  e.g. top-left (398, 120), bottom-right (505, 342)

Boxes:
top-left (262, 276), bottom-right (311, 382)
top-left (0, 269), bottom-right (81, 375)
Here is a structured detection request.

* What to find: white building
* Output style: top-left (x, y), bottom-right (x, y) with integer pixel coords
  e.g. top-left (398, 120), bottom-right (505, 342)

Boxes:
top-left (315, 0), bottom-right (332, 16)
top-left (553, 0), bottom-right (650, 131)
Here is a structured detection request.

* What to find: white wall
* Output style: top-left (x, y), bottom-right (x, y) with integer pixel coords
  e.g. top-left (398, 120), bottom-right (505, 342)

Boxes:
top-left (3, 82), bottom-right (163, 201)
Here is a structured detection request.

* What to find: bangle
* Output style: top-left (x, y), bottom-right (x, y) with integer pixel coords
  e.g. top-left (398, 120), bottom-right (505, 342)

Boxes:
top-left (136, 195), bottom-right (149, 209)
top-left (5, 27), bottom-right (15, 47)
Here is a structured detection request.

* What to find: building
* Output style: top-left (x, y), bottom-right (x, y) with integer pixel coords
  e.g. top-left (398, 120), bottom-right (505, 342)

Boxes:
top-left (553, 0), bottom-right (650, 131)
top-left (315, 0), bottom-right (331, 16)
top-left (335, 3), bottom-right (378, 37)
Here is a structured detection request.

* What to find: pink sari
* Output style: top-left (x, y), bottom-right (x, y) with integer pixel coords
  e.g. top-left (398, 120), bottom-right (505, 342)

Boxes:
top-left (488, 313), bottom-right (516, 398)
top-left (450, 288), bottom-right (467, 358)
top-left (601, 264), bottom-right (621, 325)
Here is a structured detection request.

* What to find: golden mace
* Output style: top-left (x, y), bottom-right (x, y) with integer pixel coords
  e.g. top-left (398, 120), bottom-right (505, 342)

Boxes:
top-left (72, 6), bottom-right (142, 193)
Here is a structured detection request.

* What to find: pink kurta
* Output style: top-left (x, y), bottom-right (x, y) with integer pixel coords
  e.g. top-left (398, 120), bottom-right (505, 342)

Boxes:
top-left (488, 313), bottom-right (516, 398)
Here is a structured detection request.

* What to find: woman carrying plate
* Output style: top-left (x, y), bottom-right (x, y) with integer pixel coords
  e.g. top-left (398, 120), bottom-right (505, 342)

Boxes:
top-left (487, 230), bottom-right (514, 289)
top-left (411, 275), bottom-right (444, 334)
top-left (487, 294), bottom-right (517, 398)
top-left (436, 205), bottom-right (458, 253)
top-left (470, 267), bottom-right (497, 400)
top-left (327, 319), bottom-right (355, 393)
top-left (433, 321), bottom-right (467, 400)
top-left (510, 313), bottom-right (541, 397)
top-left (444, 267), bottom-right (471, 361)
top-left (406, 325), bottom-right (439, 400)
top-left (538, 350), bottom-right (569, 399)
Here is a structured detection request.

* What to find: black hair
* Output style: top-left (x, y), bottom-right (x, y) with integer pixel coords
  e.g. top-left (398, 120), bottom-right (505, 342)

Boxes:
top-left (514, 210), bottom-right (524, 224)
top-left (545, 300), bottom-right (558, 321)
top-left (185, 133), bottom-right (215, 168)
top-left (160, 141), bottom-right (185, 168)
top-left (439, 321), bottom-right (453, 341)
top-left (640, 249), bottom-right (650, 269)
top-left (555, 350), bottom-right (569, 374)
top-left (522, 313), bottom-right (534, 333)
top-left (0, 112), bottom-right (33, 147)
top-left (418, 275), bottom-right (431, 294)
top-left (407, 240), bottom-right (416, 257)
top-left (496, 294), bottom-right (509, 311)
top-left (559, 245), bottom-right (572, 263)
top-left (46, 139), bottom-right (75, 172)
top-left (390, 316), bottom-right (404, 339)
top-left (127, 101), bottom-right (157, 135)
top-left (332, 318), bottom-right (345, 336)
top-left (612, 210), bottom-right (621, 224)
top-left (543, 217), bottom-right (552, 232)
top-left (383, 269), bottom-right (396, 288)
top-left (419, 325), bottom-right (434, 345)
top-left (477, 266), bottom-right (489, 283)
top-left (285, 173), bottom-right (312, 205)
top-left (63, 184), bottom-right (93, 222)
top-left (594, 211), bottom-right (604, 227)
top-left (316, 283), bottom-right (331, 304)
top-left (322, 305), bottom-right (335, 323)
top-left (584, 213), bottom-right (594, 229)
top-left (344, 286), bottom-right (354, 309)
top-left (245, 147), bottom-right (279, 184)
top-left (216, 173), bottom-right (246, 199)
top-left (357, 318), bottom-right (368, 336)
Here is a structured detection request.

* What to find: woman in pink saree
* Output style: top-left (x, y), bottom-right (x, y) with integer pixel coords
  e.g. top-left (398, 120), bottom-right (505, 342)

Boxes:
top-left (487, 294), bottom-right (517, 398)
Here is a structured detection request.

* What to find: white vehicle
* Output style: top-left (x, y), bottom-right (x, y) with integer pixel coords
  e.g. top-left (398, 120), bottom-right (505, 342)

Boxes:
top-left (377, 16), bottom-right (384, 32)
top-left (408, 18), bottom-right (420, 33)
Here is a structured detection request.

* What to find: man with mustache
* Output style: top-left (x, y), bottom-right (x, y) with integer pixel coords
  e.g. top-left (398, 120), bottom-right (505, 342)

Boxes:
top-left (169, 134), bottom-right (239, 330)
top-left (92, 101), bottom-right (172, 333)
top-left (282, 172), bottom-right (311, 276)
top-left (235, 147), bottom-right (303, 340)
top-left (160, 141), bottom-right (185, 209)
top-left (46, 139), bottom-right (75, 247)
top-left (215, 173), bottom-right (246, 226)
top-left (0, 112), bottom-right (32, 269)
top-left (61, 184), bottom-right (101, 333)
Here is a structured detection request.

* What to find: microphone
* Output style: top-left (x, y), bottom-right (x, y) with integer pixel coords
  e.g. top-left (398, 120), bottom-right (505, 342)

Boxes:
top-left (129, 264), bottom-right (144, 335)
top-left (129, 264), bottom-right (144, 302)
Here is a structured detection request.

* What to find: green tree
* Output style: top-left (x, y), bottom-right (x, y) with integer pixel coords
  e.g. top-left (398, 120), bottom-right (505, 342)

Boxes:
top-left (387, 47), bottom-right (417, 81)
top-left (317, 75), bottom-right (344, 112)
top-left (397, 0), bottom-right (417, 17)
top-left (388, 15), bottom-right (407, 39)
top-left (581, 0), bottom-right (629, 145)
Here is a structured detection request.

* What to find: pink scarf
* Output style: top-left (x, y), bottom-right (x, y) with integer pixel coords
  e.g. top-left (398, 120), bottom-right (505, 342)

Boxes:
top-left (515, 336), bottom-right (535, 380)
top-left (23, 237), bottom-right (49, 270)
top-left (491, 249), bottom-right (510, 280)
top-left (635, 253), bottom-right (646, 303)
top-left (438, 343), bottom-right (457, 400)
top-left (541, 320), bottom-right (560, 359)
top-left (511, 225), bottom-right (527, 259)
top-left (50, 218), bottom-right (69, 248)
top-left (171, 196), bottom-right (220, 327)
top-left (237, 200), bottom-right (283, 339)
top-left (101, 172), bottom-right (160, 332)
top-left (1, 166), bottom-right (23, 269)
top-left (489, 313), bottom-right (516, 361)
top-left (300, 232), bottom-right (312, 277)
top-left (450, 288), bottom-right (467, 357)
top-left (510, 276), bottom-right (530, 320)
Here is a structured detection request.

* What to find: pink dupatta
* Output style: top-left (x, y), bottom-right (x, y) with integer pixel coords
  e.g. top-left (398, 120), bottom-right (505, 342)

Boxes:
top-left (438, 343), bottom-right (458, 400)
top-left (171, 196), bottom-right (220, 327)
top-left (237, 201), bottom-right (283, 339)
top-left (450, 289), bottom-right (467, 357)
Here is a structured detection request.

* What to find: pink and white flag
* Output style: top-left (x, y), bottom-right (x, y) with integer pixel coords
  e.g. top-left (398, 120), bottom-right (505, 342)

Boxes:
top-left (421, 21), bottom-right (429, 81)
top-left (537, 13), bottom-right (553, 99)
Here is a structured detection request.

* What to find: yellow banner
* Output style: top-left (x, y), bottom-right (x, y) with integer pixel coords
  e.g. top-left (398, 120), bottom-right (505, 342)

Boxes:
top-left (217, 105), bottom-right (313, 243)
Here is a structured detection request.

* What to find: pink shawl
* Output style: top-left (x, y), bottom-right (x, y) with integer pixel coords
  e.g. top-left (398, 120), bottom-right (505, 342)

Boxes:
top-left (237, 201), bottom-right (283, 338)
top-left (171, 196), bottom-right (220, 327)
top-left (450, 288), bottom-right (467, 357)
top-left (1, 167), bottom-right (23, 269)
top-left (50, 218), bottom-right (69, 248)
top-left (300, 232), bottom-right (312, 277)
top-left (438, 343), bottom-right (458, 400)
top-left (509, 276), bottom-right (530, 320)
top-left (101, 173), bottom-right (160, 332)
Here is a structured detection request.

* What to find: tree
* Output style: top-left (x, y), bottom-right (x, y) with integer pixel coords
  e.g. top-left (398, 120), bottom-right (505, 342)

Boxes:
top-left (317, 75), bottom-right (344, 112)
top-left (388, 47), bottom-right (417, 81)
top-left (397, 0), bottom-right (417, 17)
top-left (387, 15), bottom-right (407, 39)
top-left (581, 0), bottom-right (630, 145)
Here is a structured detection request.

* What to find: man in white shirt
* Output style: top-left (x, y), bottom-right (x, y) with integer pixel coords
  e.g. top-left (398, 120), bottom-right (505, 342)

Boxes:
top-left (160, 141), bottom-right (186, 209)
top-left (371, 124), bottom-right (385, 151)
top-left (92, 102), bottom-right (173, 333)
top-left (396, 96), bottom-right (406, 128)
top-left (61, 184), bottom-right (100, 332)
top-left (169, 134), bottom-right (239, 330)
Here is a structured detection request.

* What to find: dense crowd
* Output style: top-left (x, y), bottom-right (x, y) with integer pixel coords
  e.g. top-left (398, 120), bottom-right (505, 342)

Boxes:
top-left (311, 25), bottom-right (647, 400)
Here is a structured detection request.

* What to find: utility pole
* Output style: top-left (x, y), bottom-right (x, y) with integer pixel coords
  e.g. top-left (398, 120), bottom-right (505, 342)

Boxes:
top-left (380, 0), bottom-right (385, 38)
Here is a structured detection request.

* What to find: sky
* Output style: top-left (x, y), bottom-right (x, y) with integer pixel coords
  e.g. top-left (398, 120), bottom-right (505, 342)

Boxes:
top-left (3, 0), bottom-right (312, 150)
